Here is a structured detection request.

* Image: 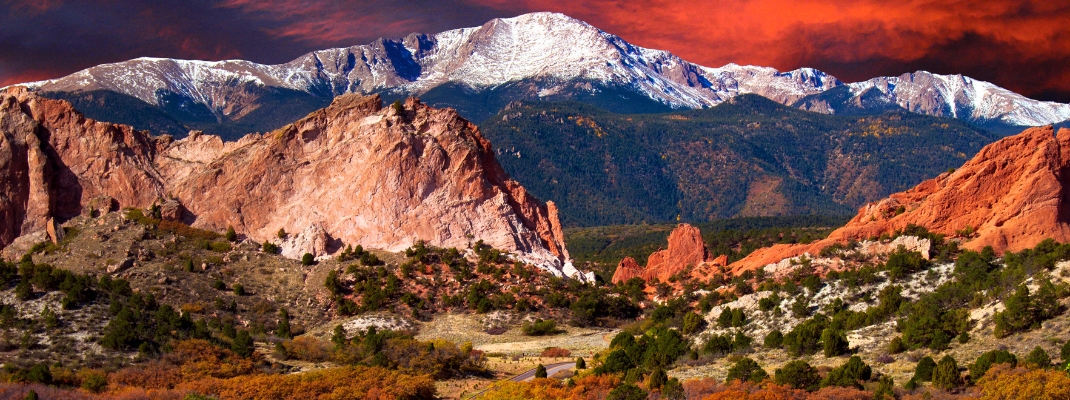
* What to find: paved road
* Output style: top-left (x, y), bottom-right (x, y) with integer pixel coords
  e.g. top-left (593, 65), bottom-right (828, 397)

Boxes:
top-left (468, 362), bottom-right (577, 398)
top-left (511, 362), bottom-right (576, 382)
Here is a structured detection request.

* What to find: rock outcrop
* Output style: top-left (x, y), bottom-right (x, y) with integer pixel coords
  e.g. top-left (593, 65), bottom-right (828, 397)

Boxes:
top-left (0, 87), bottom-right (586, 280)
top-left (732, 126), bottom-right (1070, 274)
top-left (611, 224), bottom-right (727, 284)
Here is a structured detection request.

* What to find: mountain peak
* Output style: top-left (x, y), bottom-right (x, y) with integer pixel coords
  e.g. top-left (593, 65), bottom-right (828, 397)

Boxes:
top-left (8, 13), bottom-right (1068, 137)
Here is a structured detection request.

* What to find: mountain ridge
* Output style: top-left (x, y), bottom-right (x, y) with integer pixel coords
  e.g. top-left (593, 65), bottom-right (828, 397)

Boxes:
top-left (6, 12), bottom-right (1067, 138)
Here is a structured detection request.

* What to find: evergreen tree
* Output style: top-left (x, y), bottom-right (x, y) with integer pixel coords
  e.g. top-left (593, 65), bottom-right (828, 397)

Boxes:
top-left (1024, 346), bottom-right (1051, 369)
top-left (647, 367), bottom-right (667, 390)
top-left (725, 357), bottom-right (768, 383)
top-left (331, 325), bottom-right (347, 348)
top-left (932, 355), bottom-right (962, 390)
top-left (821, 328), bottom-right (849, 357)
top-left (820, 356), bottom-right (871, 389)
top-left (913, 356), bottom-right (937, 382)
top-left (276, 308), bottom-right (291, 339)
top-left (774, 360), bottom-right (820, 391)
top-left (661, 378), bottom-right (685, 400)
top-left (534, 364), bottom-right (547, 378)
top-left (232, 330), bottom-right (254, 357)
top-left (970, 349), bottom-right (1016, 381)
top-left (575, 357), bottom-right (586, 370)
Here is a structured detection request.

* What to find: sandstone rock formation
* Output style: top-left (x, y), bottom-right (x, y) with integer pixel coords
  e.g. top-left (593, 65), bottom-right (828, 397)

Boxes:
top-left (732, 125), bottom-right (1070, 274)
top-left (611, 224), bottom-right (727, 284)
top-left (0, 87), bottom-right (587, 280)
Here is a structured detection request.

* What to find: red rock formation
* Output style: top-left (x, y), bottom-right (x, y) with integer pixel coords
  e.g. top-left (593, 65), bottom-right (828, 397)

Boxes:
top-left (0, 87), bottom-right (166, 247)
top-left (731, 126), bottom-right (1070, 274)
top-left (611, 223), bottom-right (715, 284)
top-left (0, 88), bottom-right (583, 279)
top-left (613, 257), bottom-right (644, 283)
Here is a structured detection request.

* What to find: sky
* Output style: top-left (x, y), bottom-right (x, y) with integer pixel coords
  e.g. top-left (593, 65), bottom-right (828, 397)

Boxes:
top-left (3, 0), bottom-right (1069, 102)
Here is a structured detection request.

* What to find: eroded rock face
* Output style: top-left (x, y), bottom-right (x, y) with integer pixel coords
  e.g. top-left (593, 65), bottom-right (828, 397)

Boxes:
top-left (611, 223), bottom-right (718, 284)
top-left (0, 88), bottom-right (584, 280)
top-left (0, 87), bottom-right (167, 247)
top-left (732, 126), bottom-right (1070, 274)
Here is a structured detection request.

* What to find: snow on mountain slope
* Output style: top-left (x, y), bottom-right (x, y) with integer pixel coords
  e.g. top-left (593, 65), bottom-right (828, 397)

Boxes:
top-left (15, 13), bottom-right (838, 118)
top-left (12, 12), bottom-right (1069, 128)
top-left (848, 72), bottom-right (1070, 127)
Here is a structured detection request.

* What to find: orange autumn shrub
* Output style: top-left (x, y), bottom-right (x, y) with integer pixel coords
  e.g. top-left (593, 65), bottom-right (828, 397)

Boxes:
top-left (282, 336), bottom-right (332, 362)
top-left (701, 381), bottom-right (807, 400)
top-left (481, 379), bottom-right (572, 400)
top-left (807, 386), bottom-right (871, 400)
top-left (109, 361), bottom-right (183, 390)
top-left (110, 339), bottom-right (256, 390)
top-left (481, 373), bottom-right (619, 400)
top-left (685, 377), bottom-right (728, 399)
top-left (540, 347), bottom-right (572, 357)
top-left (177, 366), bottom-right (435, 400)
top-left (977, 363), bottom-right (1070, 400)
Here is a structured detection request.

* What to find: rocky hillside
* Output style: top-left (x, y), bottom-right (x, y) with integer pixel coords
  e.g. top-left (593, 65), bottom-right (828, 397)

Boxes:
top-left (0, 87), bottom-right (586, 280)
top-left (733, 125), bottom-right (1070, 273)
top-left (9, 13), bottom-right (1067, 137)
top-left (480, 96), bottom-right (998, 226)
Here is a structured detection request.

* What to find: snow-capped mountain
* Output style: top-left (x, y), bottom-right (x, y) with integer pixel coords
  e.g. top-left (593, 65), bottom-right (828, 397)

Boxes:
top-left (10, 12), bottom-right (1069, 136)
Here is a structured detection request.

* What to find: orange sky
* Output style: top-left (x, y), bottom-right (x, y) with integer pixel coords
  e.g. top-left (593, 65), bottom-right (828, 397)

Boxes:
top-left (2, 0), bottom-right (1069, 102)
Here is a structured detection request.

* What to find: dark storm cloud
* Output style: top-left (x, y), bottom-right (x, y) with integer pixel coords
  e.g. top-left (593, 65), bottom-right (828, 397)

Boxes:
top-left (3, 0), bottom-right (1069, 103)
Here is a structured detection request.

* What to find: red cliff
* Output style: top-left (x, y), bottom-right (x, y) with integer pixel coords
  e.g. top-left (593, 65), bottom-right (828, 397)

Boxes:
top-left (0, 88), bottom-right (584, 279)
top-left (732, 126), bottom-right (1070, 274)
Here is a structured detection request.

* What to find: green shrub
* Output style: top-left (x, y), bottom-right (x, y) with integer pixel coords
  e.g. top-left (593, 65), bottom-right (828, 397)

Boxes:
top-left (682, 312), bottom-right (705, 334)
top-left (791, 296), bottom-right (810, 318)
top-left (534, 364), bottom-right (547, 378)
top-left (993, 281), bottom-right (1063, 338)
top-left (821, 328), bottom-right (849, 357)
top-left (15, 280), bottom-right (32, 300)
top-left (774, 360), bottom-right (820, 391)
top-left (725, 357), bottom-right (768, 383)
top-left (932, 355), bottom-right (962, 390)
top-left (784, 316), bottom-right (826, 356)
top-left (231, 330), bottom-right (254, 357)
top-left (1024, 346), bottom-right (1051, 369)
top-left (662, 378), bottom-right (685, 400)
top-left (576, 357), bottom-right (586, 369)
top-left (233, 284), bottom-right (245, 296)
top-left (276, 309), bottom-right (292, 339)
top-left (522, 319), bottom-right (559, 336)
top-left (301, 253), bottom-right (315, 266)
top-left (1062, 340), bottom-right (1070, 365)
top-left (913, 356), bottom-right (937, 382)
top-left (887, 336), bottom-right (905, 354)
top-left (764, 330), bottom-right (783, 349)
top-left (606, 383), bottom-right (647, 400)
top-left (262, 241), bottom-right (279, 254)
top-left (647, 367), bottom-right (667, 389)
top-left (820, 356), bottom-right (871, 389)
top-left (886, 247), bottom-right (929, 281)
top-left (225, 226), bottom-right (237, 242)
top-left (970, 349), bottom-right (1017, 380)
top-left (207, 241), bottom-right (232, 252)
top-left (81, 370), bottom-right (108, 393)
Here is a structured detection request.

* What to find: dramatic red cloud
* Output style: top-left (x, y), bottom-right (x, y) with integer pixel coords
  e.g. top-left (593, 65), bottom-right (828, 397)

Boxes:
top-left (471, 0), bottom-right (1070, 100)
